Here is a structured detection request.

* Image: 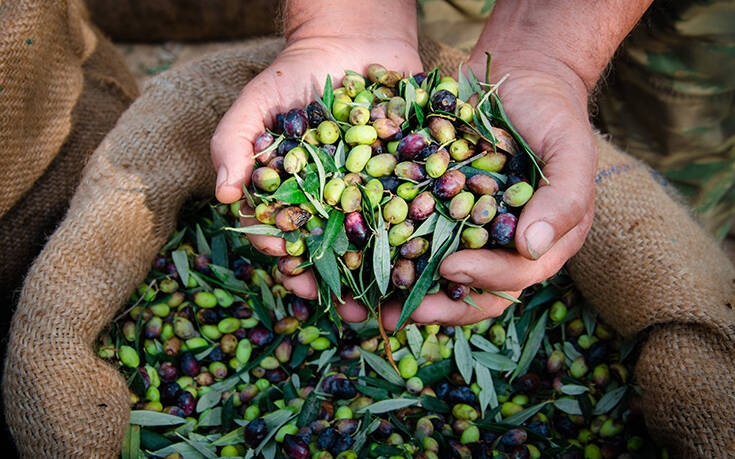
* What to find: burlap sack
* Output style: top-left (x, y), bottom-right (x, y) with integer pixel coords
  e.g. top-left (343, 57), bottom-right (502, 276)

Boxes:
top-left (85, 0), bottom-right (278, 42)
top-left (3, 36), bottom-right (734, 457)
top-left (0, 0), bottom-right (139, 298)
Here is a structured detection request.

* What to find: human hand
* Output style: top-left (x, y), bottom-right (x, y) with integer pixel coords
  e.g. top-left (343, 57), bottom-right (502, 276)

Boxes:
top-left (211, 0), bottom-right (423, 300)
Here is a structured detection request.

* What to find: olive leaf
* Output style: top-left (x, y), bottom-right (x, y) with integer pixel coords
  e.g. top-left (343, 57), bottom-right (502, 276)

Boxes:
top-left (563, 341), bottom-right (583, 362)
top-left (121, 425), bottom-right (141, 459)
top-left (313, 247), bottom-right (342, 299)
top-left (316, 211), bottom-right (346, 259)
top-left (404, 324), bottom-right (423, 359)
top-left (293, 174), bottom-right (329, 218)
top-left (430, 214), bottom-right (455, 258)
top-left (561, 384), bottom-right (589, 396)
top-left (270, 178), bottom-right (308, 204)
top-left (225, 225), bottom-right (301, 243)
top-left (454, 327), bottom-right (474, 384)
top-left (404, 82), bottom-right (416, 121)
top-left (210, 234), bottom-right (228, 268)
top-left (593, 386), bottom-right (627, 415)
top-left (297, 392), bottom-right (321, 428)
top-left (457, 63), bottom-right (474, 101)
top-left (252, 134), bottom-right (283, 160)
top-left (195, 224), bottom-right (211, 256)
top-left (511, 310), bottom-right (548, 381)
top-left (475, 362), bottom-right (498, 420)
top-left (259, 276), bottom-right (276, 311)
top-left (196, 390), bottom-right (222, 413)
top-left (302, 143), bottom-right (327, 201)
top-left (582, 306), bottom-right (597, 336)
top-left (360, 349), bottom-right (403, 386)
top-left (334, 141), bottom-right (346, 169)
top-left (472, 351), bottom-right (517, 372)
top-left (553, 398), bottom-right (583, 416)
top-left (503, 400), bottom-right (553, 425)
top-left (171, 249), bottom-right (190, 288)
top-left (372, 209), bottom-right (391, 296)
top-left (323, 74), bottom-right (334, 111)
top-left (470, 334), bottom-right (500, 353)
top-left (506, 318), bottom-right (522, 361)
top-left (358, 398), bottom-right (420, 414)
top-left (211, 427), bottom-right (245, 446)
top-left (197, 407), bottom-right (223, 428)
top-left (130, 411), bottom-right (187, 427)
top-left (409, 213), bottom-right (438, 240)
top-left (161, 228), bottom-right (186, 253)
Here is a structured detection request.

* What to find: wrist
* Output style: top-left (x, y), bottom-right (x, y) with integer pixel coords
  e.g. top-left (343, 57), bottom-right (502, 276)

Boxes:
top-left (283, 0), bottom-right (418, 50)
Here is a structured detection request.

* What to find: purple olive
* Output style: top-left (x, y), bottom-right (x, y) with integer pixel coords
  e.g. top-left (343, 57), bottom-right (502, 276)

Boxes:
top-left (177, 391), bottom-right (195, 416)
top-left (467, 174), bottom-right (499, 195)
top-left (433, 170), bottom-right (466, 200)
top-left (249, 327), bottom-right (274, 347)
top-left (491, 213), bottom-right (517, 245)
top-left (278, 255), bottom-right (306, 276)
top-left (158, 361), bottom-right (178, 383)
top-left (391, 258), bottom-right (416, 290)
top-left (408, 192), bottom-right (435, 221)
top-left (291, 298), bottom-right (311, 321)
top-left (282, 434), bottom-right (309, 459)
top-left (306, 101), bottom-right (325, 127)
top-left (431, 89), bottom-right (457, 113)
top-left (446, 283), bottom-right (470, 301)
top-left (345, 212), bottom-right (368, 247)
top-left (397, 133), bottom-right (428, 160)
top-left (245, 418), bottom-right (268, 448)
top-left (284, 108), bottom-right (308, 138)
top-left (231, 301), bottom-right (253, 319)
top-left (179, 352), bottom-right (200, 377)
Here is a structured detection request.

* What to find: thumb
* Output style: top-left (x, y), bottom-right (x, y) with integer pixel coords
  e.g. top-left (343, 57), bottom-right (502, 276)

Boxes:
top-left (513, 122), bottom-right (597, 260)
top-left (211, 75), bottom-right (276, 203)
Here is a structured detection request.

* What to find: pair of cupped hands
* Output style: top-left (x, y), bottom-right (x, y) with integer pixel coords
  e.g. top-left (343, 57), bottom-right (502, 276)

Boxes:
top-left (210, 35), bottom-right (596, 330)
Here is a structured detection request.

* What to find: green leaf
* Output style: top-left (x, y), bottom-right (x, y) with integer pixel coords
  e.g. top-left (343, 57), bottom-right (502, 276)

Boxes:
top-left (506, 318), bottom-right (522, 360)
top-left (317, 211), bottom-right (346, 258)
top-left (466, 65), bottom-right (483, 94)
top-left (323, 74), bottom-right (334, 111)
top-left (317, 347), bottom-right (337, 371)
top-left (356, 384), bottom-right (390, 400)
top-left (195, 225), bottom-right (211, 256)
top-left (395, 235), bottom-right (453, 331)
top-left (198, 407), bottom-right (223, 427)
top-left (511, 310), bottom-right (548, 380)
top-left (171, 250), bottom-right (190, 287)
top-left (457, 63), bottom-right (474, 101)
top-left (503, 400), bottom-right (552, 425)
top-left (582, 306), bottom-right (597, 336)
top-left (358, 398), bottom-right (420, 414)
top-left (419, 395), bottom-right (450, 413)
top-left (472, 352), bottom-right (517, 372)
top-left (404, 82), bottom-right (416, 120)
top-left (332, 226), bottom-right (349, 256)
top-left (271, 178), bottom-right (308, 204)
top-left (210, 234), bottom-right (228, 268)
top-left (161, 229), bottom-right (186, 253)
top-left (475, 362), bottom-right (498, 419)
top-left (250, 297), bottom-right (273, 331)
top-left (470, 334), bottom-right (500, 353)
top-left (416, 359), bottom-right (452, 386)
top-left (413, 102), bottom-right (424, 127)
top-left (211, 427), bottom-right (245, 446)
top-left (409, 213), bottom-right (438, 240)
top-left (313, 247), bottom-right (342, 298)
top-left (525, 284), bottom-right (563, 311)
top-left (454, 327), bottom-right (473, 384)
top-left (334, 141), bottom-right (346, 169)
top-left (360, 349), bottom-right (403, 386)
top-left (554, 398), bottom-right (583, 415)
top-left (225, 225), bottom-right (301, 242)
top-left (593, 386), bottom-right (627, 415)
top-left (140, 428), bottom-right (172, 451)
top-left (259, 276), bottom-right (276, 311)
top-left (130, 410), bottom-right (187, 427)
top-left (352, 418), bottom-right (381, 454)
top-left (372, 210), bottom-right (391, 295)
top-left (430, 214), bottom-right (455, 258)
top-left (297, 392), bottom-right (321, 427)
top-left (405, 324), bottom-right (423, 359)
top-left (122, 424), bottom-right (141, 459)
top-left (303, 143), bottom-right (327, 201)
top-left (253, 134), bottom-right (284, 161)
top-left (196, 390), bottom-right (221, 413)
top-left (564, 341), bottom-right (583, 362)
top-left (293, 174), bottom-right (330, 219)
top-left (152, 442), bottom-right (206, 459)
top-left (561, 384), bottom-right (589, 396)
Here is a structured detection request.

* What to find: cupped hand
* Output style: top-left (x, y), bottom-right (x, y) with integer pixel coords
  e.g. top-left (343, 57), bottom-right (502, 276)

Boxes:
top-left (211, 36), bottom-right (423, 299)
top-left (438, 55), bottom-right (597, 305)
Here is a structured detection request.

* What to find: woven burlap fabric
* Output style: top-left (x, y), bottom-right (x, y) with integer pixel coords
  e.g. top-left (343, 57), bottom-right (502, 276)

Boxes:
top-left (0, 23), bottom-right (139, 303)
top-left (4, 36), bottom-right (734, 456)
top-left (567, 139), bottom-right (735, 456)
top-left (85, 0), bottom-right (278, 42)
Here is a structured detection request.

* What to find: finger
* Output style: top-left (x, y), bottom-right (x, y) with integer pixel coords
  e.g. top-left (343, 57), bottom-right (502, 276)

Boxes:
top-left (211, 74), bottom-right (277, 204)
top-left (336, 295), bottom-right (369, 323)
top-left (440, 205), bottom-right (593, 291)
top-left (513, 119), bottom-right (598, 260)
top-left (239, 203), bottom-right (287, 256)
top-left (282, 270), bottom-right (319, 300)
top-left (380, 289), bottom-right (519, 331)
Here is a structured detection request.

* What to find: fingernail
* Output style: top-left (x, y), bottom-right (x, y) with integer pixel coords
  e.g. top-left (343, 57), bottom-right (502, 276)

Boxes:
top-left (443, 272), bottom-right (473, 284)
top-left (215, 165), bottom-right (228, 192)
top-left (525, 221), bottom-right (555, 259)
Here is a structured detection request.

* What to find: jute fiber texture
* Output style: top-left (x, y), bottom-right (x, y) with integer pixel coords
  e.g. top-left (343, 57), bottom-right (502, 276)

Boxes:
top-left (567, 141), bottom-right (735, 457)
top-left (85, 0), bottom-right (278, 42)
top-left (0, 0), bottom-right (139, 299)
top-left (4, 36), bottom-right (734, 457)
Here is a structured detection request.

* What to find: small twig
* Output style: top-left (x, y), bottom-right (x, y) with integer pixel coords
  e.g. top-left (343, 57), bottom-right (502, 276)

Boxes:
top-left (114, 280), bottom-right (156, 322)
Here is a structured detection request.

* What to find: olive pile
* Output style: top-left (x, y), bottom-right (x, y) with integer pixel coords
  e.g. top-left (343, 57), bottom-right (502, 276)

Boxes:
top-left (238, 63), bottom-right (544, 328)
top-left (100, 202), bottom-right (662, 459)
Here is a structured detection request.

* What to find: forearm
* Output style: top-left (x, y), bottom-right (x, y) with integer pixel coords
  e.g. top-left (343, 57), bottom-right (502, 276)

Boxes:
top-left (471, 0), bottom-right (652, 92)
top-left (283, 0), bottom-right (418, 47)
